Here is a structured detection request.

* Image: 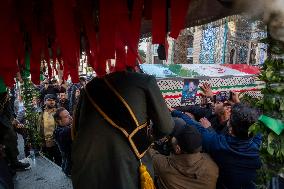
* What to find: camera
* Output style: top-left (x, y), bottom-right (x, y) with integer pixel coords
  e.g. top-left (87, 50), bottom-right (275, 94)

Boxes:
top-left (153, 137), bottom-right (173, 156)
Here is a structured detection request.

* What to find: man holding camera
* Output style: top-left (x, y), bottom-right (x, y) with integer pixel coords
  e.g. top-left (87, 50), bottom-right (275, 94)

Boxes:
top-left (149, 118), bottom-right (219, 189)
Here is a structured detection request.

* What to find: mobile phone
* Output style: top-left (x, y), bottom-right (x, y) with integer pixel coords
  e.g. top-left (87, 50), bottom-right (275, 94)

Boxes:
top-left (215, 91), bottom-right (231, 102)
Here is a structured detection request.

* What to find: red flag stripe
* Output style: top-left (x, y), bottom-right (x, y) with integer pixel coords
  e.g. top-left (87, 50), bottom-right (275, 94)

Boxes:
top-left (152, 0), bottom-right (167, 44)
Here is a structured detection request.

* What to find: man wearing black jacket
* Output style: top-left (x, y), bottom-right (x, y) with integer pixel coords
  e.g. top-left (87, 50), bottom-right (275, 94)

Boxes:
top-left (39, 80), bottom-right (66, 106)
top-left (58, 93), bottom-right (70, 113)
top-left (53, 107), bottom-right (72, 176)
top-left (0, 92), bottom-right (30, 172)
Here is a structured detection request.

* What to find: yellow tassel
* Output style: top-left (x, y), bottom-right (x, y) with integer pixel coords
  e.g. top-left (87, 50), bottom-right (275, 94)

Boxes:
top-left (139, 163), bottom-right (156, 189)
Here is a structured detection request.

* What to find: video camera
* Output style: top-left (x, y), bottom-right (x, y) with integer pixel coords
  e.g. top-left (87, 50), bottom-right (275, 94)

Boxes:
top-left (153, 137), bottom-right (173, 156)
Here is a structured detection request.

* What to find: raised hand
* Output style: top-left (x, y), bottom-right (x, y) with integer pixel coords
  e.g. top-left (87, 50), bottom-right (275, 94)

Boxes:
top-left (200, 83), bottom-right (214, 98)
top-left (230, 91), bottom-right (240, 104)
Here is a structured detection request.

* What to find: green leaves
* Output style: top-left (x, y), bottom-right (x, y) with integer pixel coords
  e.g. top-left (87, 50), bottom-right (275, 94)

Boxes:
top-left (248, 36), bottom-right (284, 185)
top-left (259, 56), bottom-right (284, 122)
top-left (260, 37), bottom-right (284, 55)
top-left (281, 136), bottom-right (284, 157)
top-left (259, 59), bottom-right (284, 83)
top-left (21, 77), bottom-right (42, 149)
top-left (265, 70), bottom-right (273, 80)
top-left (267, 132), bottom-right (275, 155)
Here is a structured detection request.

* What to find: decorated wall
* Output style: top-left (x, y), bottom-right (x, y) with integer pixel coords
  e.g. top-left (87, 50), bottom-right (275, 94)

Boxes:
top-left (140, 64), bottom-right (264, 107)
top-left (199, 24), bottom-right (218, 64)
top-left (225, 18), bottom-right (267, 65)
top-left (193, 16), bottom-right (267, 65)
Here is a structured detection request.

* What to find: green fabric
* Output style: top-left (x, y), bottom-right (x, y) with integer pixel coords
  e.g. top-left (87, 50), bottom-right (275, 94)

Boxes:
top-left (168, 64), bottom-right (200, 77)
top-left (22, 53), bottom-right (30, 79)
top-left (211, 84), bottom-right (258, 90)
top-left (259, 115), bottom-right (284, 135)
top-left (160, 84), bottom-right (258, 93)
top-left (0, 78), bottom-right (7, 93)
top-left (160, 89), bottom-right (183, 93)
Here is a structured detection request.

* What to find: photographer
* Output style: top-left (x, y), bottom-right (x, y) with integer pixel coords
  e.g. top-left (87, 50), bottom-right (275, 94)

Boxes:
top-left (149, 117), bottom-right (219, 189)
top-left (176, 83), bottom-right (240, 135)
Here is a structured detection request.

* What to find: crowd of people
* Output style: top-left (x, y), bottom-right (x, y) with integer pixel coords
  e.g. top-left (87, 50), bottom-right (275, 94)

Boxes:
top-left (70, 70), bottom-right (262, 189)
top-left (29, 76), bottom-right (87, 176)
top-left (130, 81), bottom-right (261, 189)
top-left (0, 76), bottom-right (88, 188)
top-left (0, 70), bottom-right (263, 189)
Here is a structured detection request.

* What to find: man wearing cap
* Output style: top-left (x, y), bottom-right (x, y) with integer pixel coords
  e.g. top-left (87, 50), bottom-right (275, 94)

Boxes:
top-left (38, 94), bottom-right (61, 165)
top-left (149, 118), bottom-right (219, 189)
top-left (171, 103), bottom-right (262, 189)
top-left (39, 79), bottom-right (66, 107)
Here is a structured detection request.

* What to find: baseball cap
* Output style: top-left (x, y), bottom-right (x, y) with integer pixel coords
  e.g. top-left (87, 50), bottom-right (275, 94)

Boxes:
top-left (170, 117), bottom-right (186, 136)
top-left (44, 94), bottom-right (57, 101)
top-left (173, 124), bottom-right (202, 154)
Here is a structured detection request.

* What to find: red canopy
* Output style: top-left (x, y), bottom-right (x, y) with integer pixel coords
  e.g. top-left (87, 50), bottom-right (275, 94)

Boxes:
top-left (0, 0), bottom-right (237, 86)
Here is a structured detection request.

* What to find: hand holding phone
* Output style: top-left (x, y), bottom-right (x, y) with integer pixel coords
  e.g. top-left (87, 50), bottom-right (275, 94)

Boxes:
top-left (215, 91), bottom-right (230, 102)
top-left (230, 91), bottom-right (240, 104)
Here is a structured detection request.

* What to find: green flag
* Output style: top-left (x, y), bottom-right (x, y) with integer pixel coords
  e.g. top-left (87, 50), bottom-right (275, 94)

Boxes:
top-left (259, 115), bottom-right (284, 135)
top-left (0, 78), bottom-right (7, 93)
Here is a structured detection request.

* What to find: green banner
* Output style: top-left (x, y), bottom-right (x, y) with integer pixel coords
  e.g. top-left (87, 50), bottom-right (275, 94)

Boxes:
top-left (259, 115), bottom-right (284, 135)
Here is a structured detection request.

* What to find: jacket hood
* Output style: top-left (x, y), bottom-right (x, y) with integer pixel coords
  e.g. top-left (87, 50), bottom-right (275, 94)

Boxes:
top-left (225, 133), bottom-right (262, 158)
